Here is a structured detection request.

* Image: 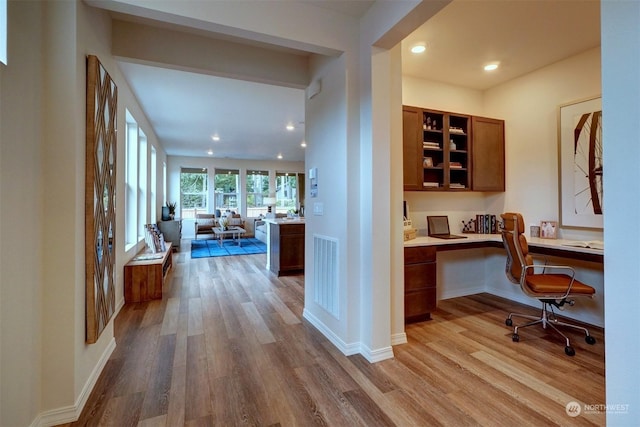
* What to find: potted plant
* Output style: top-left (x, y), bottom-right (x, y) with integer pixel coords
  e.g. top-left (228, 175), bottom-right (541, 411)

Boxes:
top-left (219, 215), bottom-right (229, 231)
top-left (166, 201), bottom-right (177, 219)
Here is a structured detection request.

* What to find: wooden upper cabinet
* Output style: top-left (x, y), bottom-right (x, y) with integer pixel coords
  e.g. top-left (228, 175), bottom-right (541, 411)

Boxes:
top-left (471, 116), bottom-right (505, 191)
top-left (402, 106), bottom-right (422, 191)
top-left (402, 105), bottom-right (505, 192)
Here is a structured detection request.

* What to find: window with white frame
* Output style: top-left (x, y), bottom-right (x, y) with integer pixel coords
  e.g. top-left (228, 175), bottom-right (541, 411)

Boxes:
top-left (125, 111), bottom-right (138, 248)
top-left (180, 168), bottom-right (208, 219)
top-left (0, 0), bottom-right (6, 65)
top-left (275, 172), bottom-right (298, 213)
top-left (138, 131), bottom-right (147, 239)
top-left (246, 170), bottom-right (269, 217)
top-left (163, 161), bottom-right (167, 206)
top-left (150, 146), bottom-right (157, 222)
top-left (214, 168), bottom-right (240, 214)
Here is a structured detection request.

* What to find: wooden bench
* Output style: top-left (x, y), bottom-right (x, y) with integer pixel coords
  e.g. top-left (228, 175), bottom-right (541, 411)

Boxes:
top-left (124, 242), bottom-right (172, 303)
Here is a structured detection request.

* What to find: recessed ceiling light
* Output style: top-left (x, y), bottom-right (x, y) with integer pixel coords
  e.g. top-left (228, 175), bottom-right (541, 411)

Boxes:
top-left (277, 153), bottom-right (283, 159)
top-left (211, 135), bottom-right (220, 141)
top-left (207, 149), bottom-right (213, 155)
top-left (411, 44), bottom-right (426, 54)
top-left (286, 124), bottom-right (295, 131)
top-left (484, 63), bottom-right (499, 71)
top-left (300, 141), bottom-right (307, 147)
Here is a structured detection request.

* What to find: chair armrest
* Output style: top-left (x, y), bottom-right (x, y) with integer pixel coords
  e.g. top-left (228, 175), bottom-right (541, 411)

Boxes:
top-left (524, 264), bottom-right (577, 297)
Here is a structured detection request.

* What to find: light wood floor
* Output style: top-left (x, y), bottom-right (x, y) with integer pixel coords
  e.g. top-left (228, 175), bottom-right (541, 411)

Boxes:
top-left (64, 242), bottom-right (605, 426)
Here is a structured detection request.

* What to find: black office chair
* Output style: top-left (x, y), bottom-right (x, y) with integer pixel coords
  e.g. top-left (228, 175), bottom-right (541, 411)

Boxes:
top-left (500, 212), bottom-right (597, 356)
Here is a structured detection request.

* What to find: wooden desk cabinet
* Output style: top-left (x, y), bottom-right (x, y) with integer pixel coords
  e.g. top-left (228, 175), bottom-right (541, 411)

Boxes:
top-left (124, 242), bottom-right (172, 303)
top-left (404, 246), bottom-right (437, 323)
top-left (269, 222), bottom-right (305, 276)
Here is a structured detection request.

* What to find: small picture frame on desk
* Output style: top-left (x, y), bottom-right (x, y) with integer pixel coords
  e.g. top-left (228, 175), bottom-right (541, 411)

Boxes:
top-left (423, 157), bottom-right (433, 168)
top-left (540, 220), bottom-right (558, 239)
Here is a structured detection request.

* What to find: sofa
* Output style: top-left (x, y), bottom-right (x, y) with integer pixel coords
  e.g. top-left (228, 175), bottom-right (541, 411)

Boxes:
top-left (194, 212), bottom-right (245, 239)
top-left (194, 213), bottom-right (217, 239)
top-left (254, 214), bottom-right (287, 243)
top-left (254, 220), bottom-right (267, 243)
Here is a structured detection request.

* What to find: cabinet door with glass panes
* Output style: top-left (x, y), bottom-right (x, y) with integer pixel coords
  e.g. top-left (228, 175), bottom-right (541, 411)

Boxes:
top-left (447, 113), bottom-right (470, 190)
top-left (421, 110), bottom-right (445, 190)
top-left (421, 109), bottom-right (470, 191)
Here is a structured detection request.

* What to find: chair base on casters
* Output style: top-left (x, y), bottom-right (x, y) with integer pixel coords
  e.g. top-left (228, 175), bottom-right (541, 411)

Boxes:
top-left (505, 299), bottom-right (596, 356)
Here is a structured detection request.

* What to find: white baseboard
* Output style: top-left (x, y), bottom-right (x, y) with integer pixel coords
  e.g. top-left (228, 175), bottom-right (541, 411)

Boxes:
top-left (302, 309), bottom-right (395, 362)
top-left (32, 337), bottom-right (116, 427)
top-left (360, 343), bottom-right (394, 363)
top-left (303, 308), bottom-right (360, 355)
top-left (391, 332), bottom-right (407, 346)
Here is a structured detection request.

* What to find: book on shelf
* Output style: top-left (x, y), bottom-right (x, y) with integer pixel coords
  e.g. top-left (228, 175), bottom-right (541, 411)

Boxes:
top-left (422, 142), bottom-right (440, 148)
top-left (562, 240), bottom-right (604, 250)
top-left (450, 162), bottom-right (463, 169)
top-left (144, 224), bottom-right (167, 253)
top-left (449, 183), bottom-right (466, 189)
top-left (423, 181), bottom-right (440, 188)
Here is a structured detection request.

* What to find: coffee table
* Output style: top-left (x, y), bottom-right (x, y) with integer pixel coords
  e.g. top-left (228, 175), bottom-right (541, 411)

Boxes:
top-left (212, 226), bottom-right (246, 247)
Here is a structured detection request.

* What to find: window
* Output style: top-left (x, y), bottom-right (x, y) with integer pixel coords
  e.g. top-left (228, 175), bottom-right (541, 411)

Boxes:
top-left (138, 131), bottom-right (147, 238)
top-left (162, 161), bottom-right (167, 205)
top-left (180, 168), bottom-right (208, 219)
top-left (214, 168), bottom-right (240, 213)
top-left (275, 172), bottom-right (298, 213)
top-left (125, 111), bottom-right (138, 248)
top-left (0, 0), bottom-right (6, 65)
top-left (150, 146), bottom-right (157, 222)
top-left (246, 170), bottom-right (269, 217)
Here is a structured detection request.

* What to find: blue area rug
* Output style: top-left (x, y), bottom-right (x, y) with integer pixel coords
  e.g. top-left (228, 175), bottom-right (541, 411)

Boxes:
top-left (191, 238), bottom-right (267, 259)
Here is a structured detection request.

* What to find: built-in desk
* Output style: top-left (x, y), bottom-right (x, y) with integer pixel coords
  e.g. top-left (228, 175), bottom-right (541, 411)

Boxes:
top-left (404, 234), bottom-right (603, 323)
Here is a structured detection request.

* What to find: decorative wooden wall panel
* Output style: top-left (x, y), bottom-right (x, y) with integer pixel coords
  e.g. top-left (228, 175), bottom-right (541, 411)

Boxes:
top-left (86, 55), bottom-right (118, 343)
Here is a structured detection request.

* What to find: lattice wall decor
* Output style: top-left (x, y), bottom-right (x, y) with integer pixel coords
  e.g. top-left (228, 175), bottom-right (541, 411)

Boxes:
top-left (86, 55), bottom-right (117, 344)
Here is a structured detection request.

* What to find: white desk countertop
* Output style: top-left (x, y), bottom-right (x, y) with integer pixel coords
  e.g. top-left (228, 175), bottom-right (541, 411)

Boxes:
top-left (404, 233), bottom-right (604, 257)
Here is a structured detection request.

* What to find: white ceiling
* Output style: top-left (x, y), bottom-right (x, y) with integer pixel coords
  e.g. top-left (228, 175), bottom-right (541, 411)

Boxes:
top-left (119, 62), bottom-right (307, 161)
top-left (401, 0), bottom-right (600, 91)
top-left (113, 0), bottom-right (600, 161)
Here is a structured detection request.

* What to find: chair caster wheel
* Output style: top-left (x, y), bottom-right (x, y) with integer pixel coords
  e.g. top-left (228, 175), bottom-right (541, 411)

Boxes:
top-left (565, 346), bottom-right (575, 356)
top-left (512, 333), bottom-right (519, 342)
top-left (505, 318), bottom-right (513, 327)
top-left (585, 335), bottom-right (596, 345)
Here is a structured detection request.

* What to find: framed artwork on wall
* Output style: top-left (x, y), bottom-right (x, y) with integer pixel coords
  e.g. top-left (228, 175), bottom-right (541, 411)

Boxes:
top-left (85, 55), bottom-right (118, 344)
top-left (558, 96), bottom-right (603, 229)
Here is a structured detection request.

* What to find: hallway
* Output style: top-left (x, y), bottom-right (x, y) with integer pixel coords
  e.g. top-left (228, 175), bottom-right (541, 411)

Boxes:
top-left (65, 245), bottom-right (605, 426)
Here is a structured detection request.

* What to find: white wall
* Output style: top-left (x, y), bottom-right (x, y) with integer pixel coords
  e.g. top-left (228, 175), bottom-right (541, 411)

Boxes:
top-left (0, 2), bottom-right (45, 425)
top-left (303, 52), bottom-right (357, 352)
top-left (602, 0), bottom-right (640, 422)
top-left (484, 47), bottom-right (602, 240)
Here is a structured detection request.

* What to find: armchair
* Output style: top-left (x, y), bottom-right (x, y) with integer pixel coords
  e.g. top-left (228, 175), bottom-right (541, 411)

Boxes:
top-left (500, 212), bottom-right (596, 356)
top-left (194, 213), bottom-right (217, 239)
